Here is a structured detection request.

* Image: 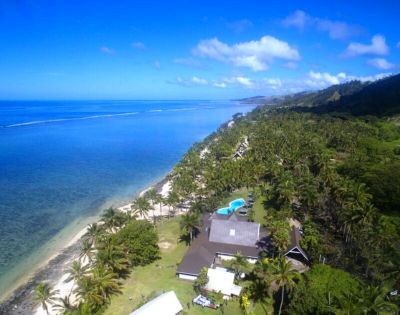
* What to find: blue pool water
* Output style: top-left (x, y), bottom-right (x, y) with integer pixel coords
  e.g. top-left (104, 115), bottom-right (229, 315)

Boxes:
top-left (216, 198), bottom-right (246, 215)
top-left (0, 100), bottom-right (255, 298)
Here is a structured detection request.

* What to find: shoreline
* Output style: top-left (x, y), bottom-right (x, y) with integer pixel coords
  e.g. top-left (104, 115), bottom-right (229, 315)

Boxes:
top-left (0, 174), bottom-right (172, 315)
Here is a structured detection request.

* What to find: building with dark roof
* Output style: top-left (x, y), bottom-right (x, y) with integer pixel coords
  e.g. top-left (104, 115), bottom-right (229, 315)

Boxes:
top-left (176, 212), bottom-right (268, 280)
top-left (284, 226), bottom-right (309, 265)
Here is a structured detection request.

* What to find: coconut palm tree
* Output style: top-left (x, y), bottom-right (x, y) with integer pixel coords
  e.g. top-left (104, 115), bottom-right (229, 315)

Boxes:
top-left (359, 285), bottom-right (399, 314)
top-left (96, 237), bottom-right (130, 277)
top-left (84, 223), bottom-right (103, 245)
top-left (131, 196), bottom-right (152, 220)
top-left (53, 294), bottom-right (77, 314)
top-left (65, 260), bottom-right (89, 283)
top-left (179, 212), bottom-right (200, 244)
top-left (101, 207), bottom-right (122, 232)
top-left (145, 188), bottom-right (162, 222)
top-left (272, 258), bottom-right (299, 315)
top-left (80, 239), bottom-right (95, 264)
top-left (75, 266), bottom-right (121, 310)
top-left (229, 252), bottom-right (249, 279)
top-left (166, 191), bottom-right (179, 217)
top-left (33, 282), bottom-right (59, 315)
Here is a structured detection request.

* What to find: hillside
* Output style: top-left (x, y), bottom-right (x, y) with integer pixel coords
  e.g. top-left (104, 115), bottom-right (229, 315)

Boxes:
top-left (167, 77), bottom-right (400, 314)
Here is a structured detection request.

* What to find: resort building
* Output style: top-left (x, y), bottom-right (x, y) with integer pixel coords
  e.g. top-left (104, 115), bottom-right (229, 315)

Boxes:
top-left (284, 226), bottom-right (309, 271)
top-left (176, 212), bottom-right (268, 280)
top-left (204, 267), bottom-right (242, 299)
top-left (129, 291), bottom-right (183, 315)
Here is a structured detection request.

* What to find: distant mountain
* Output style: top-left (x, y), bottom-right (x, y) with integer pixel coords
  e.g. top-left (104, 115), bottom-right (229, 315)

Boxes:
top-left (251, 73), bottom-right (400, 117)
top-left (314, 73), bottom-right (400, 116)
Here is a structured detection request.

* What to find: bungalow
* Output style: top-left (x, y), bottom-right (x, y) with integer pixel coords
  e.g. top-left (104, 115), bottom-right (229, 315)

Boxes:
top-left (204, 268), bottom-right (242, 299)
top-left (284, 226), bottom-right (309, 265)
top-left (176, 212), bottom-right (268, 280)
top-left (129, 291), bottom-right (183, 315)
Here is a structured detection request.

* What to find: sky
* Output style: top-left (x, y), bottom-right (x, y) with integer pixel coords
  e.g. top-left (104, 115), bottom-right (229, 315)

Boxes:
top-left (0, 0), bottom-right (399, 100)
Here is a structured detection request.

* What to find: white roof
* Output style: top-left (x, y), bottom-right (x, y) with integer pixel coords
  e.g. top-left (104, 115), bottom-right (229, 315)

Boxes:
top-left (130, 291), bottom-right (183, 315)
top-left (205, 268), bottom-right (242, 296)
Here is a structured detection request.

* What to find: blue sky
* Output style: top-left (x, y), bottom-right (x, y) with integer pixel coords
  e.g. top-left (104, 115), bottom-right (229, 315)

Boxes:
top-left (0, 0), bottom-right (399, 100)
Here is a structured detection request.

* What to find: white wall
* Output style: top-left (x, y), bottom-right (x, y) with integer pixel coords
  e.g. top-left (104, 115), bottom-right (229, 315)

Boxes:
top-left (178, 273), bottom-right (197, 281)
top-left (217, 254), bottom-right (257, 264)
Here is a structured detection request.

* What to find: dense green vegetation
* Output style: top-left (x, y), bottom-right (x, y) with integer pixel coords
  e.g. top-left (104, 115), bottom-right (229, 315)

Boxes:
top-left (36, 74), bottom-right (400, 314)
top-left (167, 75), bottom-right (400, 313)
top-left (35, 210), bottom-right (160, 314)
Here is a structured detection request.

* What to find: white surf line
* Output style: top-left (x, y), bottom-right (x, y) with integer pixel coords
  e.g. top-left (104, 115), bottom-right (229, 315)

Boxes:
top-left (4, 112), bottom-right (139, 128)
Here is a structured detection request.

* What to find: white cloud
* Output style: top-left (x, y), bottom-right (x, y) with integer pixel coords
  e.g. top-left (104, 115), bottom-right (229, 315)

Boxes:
top-left (303, 71), bottom-right (392, 89)
top-left (282, 10), bottom-right (362, 40)
top-left (193, 36), bottom-right (300, 72)
top-left (154, 61), bottom-right (161, 69)
top-left (305, 71), bottom-right (346, 87)
top-left (214, 76), bottom-right (283, 90)
top-left (344, 34), bottom-right (389, 57)
top-left (367, 58), bottom-right (395, 70)
top-left (132, 42), bottom-right (146, 49)
top-left (235, 76), bottom-right (253, 86)
top-left (316, 20), bottom-right (360, 40)
top-left (213, 82), bottom-right (227, 88)
top-left (191, 76), bottom-right (208, 85)
top-left (282, 10), bottom-right (310, 30)
top-left (168, 76), bottom-right (209, 87)
top-left (168, 71), bottom-right (392, 93)
top-left (226, 19), bottom-right (253, 33)
top-left (100, 46), bottom-right (115, 55)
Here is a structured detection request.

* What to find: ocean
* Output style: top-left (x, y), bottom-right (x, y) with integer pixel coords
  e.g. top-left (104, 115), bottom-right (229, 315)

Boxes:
top-left (0, 100), bottom-right (255, 298)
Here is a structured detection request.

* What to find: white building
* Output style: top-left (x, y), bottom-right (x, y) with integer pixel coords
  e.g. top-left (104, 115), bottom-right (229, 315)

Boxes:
top-left (205, 268), bottom-right (242, 299)
top-left (130, 291), bottom-right (183, 315)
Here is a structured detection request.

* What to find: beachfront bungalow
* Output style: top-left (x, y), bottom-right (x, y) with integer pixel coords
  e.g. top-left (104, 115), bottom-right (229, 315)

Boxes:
top-left (284, 226), bottom-right (309, 266)
top-left (129, 291), bottom-right (183, 315)
top-left (204, 267), bottom-right (242, 299)
top-left (176, 212), bottom-right (268, 280)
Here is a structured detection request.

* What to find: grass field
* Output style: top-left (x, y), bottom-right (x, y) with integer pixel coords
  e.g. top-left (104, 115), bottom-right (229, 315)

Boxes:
top-left (104, 217), bottom-right (243, 315)
top-left (105, 189), bottom-right (270, 315)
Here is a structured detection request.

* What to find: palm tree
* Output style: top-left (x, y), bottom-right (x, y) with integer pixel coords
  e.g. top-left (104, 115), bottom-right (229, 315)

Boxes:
top-left (65, 260), bottom-right (89, 283)
top-left (179, 212), bottom-right (200, 244)
top-left (145, 188), bottom-right (162, 223)
top-left (53, 294), bottom-right (77, 314)
top-left (131, 196), bottom-right (152, 220)
top-left (272, 258), bottom-right (299, 315)
top-left (101, 207), bottom-right (122, 232)
top-left (359, 285), bottom-right (399, 314)
top-left (84, 223), bottom-right (102, 245)
top-left (33, 282), bottom-right (59, 315)
top-left (166, 191), bottom-right (179, 217)
top-left (229, 252), bottom-right (249, 279)
top-left (80, 239), bottom-right (95, 264)
top-left (96, 237), bottom-right (130, 277)
top-left (75, 266), bottom-right (121, 309)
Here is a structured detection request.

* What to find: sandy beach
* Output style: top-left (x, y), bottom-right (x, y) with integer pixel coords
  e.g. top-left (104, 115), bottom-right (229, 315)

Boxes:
top-left (0, 176), bottom-right (179, 315)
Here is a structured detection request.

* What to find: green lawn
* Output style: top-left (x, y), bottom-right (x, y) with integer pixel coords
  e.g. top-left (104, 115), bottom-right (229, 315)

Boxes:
top-left (105, 190), bottom-right (270, 315)
top-left (104, 217), bottom-right (243, 315)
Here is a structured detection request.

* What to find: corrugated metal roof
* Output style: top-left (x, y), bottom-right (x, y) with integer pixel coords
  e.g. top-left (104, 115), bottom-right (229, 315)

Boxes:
top-left (209, 220), bottom-right (260, 247)
top-left (130, 291), bottom-right (182, 315)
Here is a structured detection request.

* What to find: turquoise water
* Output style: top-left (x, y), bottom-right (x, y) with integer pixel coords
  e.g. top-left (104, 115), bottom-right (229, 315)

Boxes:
top-left (216, 198), bottom-right (246, 215)
top-left (0, 100), bottom-right (255, 297)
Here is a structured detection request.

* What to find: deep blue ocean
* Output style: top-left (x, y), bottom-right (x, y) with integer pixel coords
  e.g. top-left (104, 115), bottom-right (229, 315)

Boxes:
top-left (0, 100), bottom-right (255, 297)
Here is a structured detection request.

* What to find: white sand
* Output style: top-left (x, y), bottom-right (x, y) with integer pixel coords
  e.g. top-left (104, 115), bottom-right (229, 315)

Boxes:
top-left (160, 180), bottom-right (171, 197)
top-left (33, 180), bottom-right (186, 314)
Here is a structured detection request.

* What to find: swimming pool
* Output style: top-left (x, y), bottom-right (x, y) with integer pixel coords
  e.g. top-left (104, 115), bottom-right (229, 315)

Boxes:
top-left (216, 198), bottom-right (246, 215)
